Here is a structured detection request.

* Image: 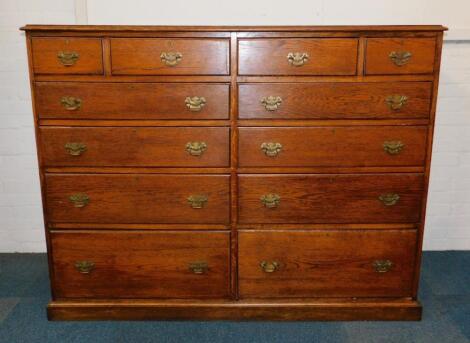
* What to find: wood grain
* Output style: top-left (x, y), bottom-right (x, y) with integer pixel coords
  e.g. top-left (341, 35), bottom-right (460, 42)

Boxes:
top-left (35, 82), bottom-right (229, 120)
top-left (32, 38), bottom-right (103, 75)
top-left (365, 38), bottom-right (436, 75)
top-left (110, 38), bottom-right (230, 75)
top-left (238, 230), bottom-right (417, 298)
top-left (238, 82), bottom-right (432, 119)
top-left (238, 126), bottom-right (427, 167)
top-left (238, 173), bottom-right (424, 223)
top-left (39, 127), bottom-right (230, 167)
top-left (45, 174), bottom-right (230, 224)
top-left (238, 38), bottom-right (358, 75)
top-left (51, 230), bottom-right (230, 298)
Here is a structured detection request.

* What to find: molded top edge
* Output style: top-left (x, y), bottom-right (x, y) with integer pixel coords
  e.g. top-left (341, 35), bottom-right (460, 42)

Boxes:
top-left (20, 24), bottom-right (448, 32)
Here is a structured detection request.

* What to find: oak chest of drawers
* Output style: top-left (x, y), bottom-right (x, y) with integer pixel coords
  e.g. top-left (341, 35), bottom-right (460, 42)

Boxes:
top-left (21, 24), bottom-right (446, 321)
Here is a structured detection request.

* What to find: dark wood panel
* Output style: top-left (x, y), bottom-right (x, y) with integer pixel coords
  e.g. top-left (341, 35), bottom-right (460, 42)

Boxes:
top-left (238, 174), bottom-right (424, 223)
top-left (238, 38), bottom-right (358, 75)
top-left (51, 231), bottom-right (230, 298)
top-left (47, 299), bottom-right (422, 321)
top-left (110, 38), bottom-right (229, 75)
top-left (32, 38), bottom-right (103, 75)
top-left (239, 126), bottom-right (427, 167)
top-left (45, 174), bottom-right (230, 224)
top-left (238, 82), bottom-right (432, 119)
top-left (39, 127), bottom-right (230, 167)
top-left (34, 82), bottom-right (229, 120)
top-left (239, 230), bottom-right (417, 298)
top-left (366, 38), bottom-right (436, 75)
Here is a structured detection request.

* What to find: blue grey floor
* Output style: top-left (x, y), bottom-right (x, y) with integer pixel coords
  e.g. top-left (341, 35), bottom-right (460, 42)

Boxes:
top-left (0, 252), bottom-right (468, 343)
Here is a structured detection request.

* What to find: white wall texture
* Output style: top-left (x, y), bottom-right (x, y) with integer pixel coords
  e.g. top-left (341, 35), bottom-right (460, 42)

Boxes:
top-left (0, 0), bottom-right (469, 252)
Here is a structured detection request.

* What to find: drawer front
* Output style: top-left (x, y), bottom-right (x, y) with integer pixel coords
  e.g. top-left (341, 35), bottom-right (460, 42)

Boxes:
top-left (45, 174), bottom-right (230, 224)
top-left (32, 38), bottom-right (103, 75)
top-left (35, 82), bottom-right (229, 120)
top-left (239, 82), bottom-right (432, 119)
top-left (239, 126), bottom-right (427, 167)
top-left (40, 127), bottom-right (230, 167)
top-left (366, 38), bottom-right (436, 75)
top-left (238, 39), bottom-right (358, 75)
top-left (110, 38), bottom-right (229, 75)
top-left (51, 231), bottom-right (230, 298)
top-left (238, 174), bottom-right (424, 224)
top-left (239, 230), bottom-right (417, 298)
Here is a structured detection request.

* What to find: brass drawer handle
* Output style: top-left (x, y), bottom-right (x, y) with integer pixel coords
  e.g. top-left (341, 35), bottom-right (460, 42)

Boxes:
top-left (383, 141), bottom-right (404, 155)
top-left (75, 260), bottom-right (94, 274)
top-left (65, 142), bottom-right (87, 156)
top-left (57, 51), bottom-right (79, 66)
top-left (189, 261), bottom-right (208, 274)
top-left (389, 51), bottom-right (412, 66)
top-left (185, 142), bottom-right (207, 156)
top-left (61, 96), bottom-right (82, 111)
top-left (379, 193), bottom-right (400, 206)
top-left (261, 96), bottom-right (282, 111)
top-left (69, 193), bottom-right (90, 208)
top-left (385, 95), bottom-right (408, 110)
top-left (187, 195), bottom-right (208, 209)
top-left (261, 193), bottom-right (280, 208)
top-left (261, 142), bottom-right (282, 157)
top-left (373, 259), bottom-right (393, 273)
top-left (185, 96), bottom-right (206, 112)
top-left (287, 52), bottom-right (309, 67)
top-left (260, 261), bottom-right (279, 273)
top-left (160, 51), bottom-right (183, 66)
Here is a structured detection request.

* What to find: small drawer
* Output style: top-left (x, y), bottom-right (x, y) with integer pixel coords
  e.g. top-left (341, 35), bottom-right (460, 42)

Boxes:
top-left (239, 230), bottom-right (417, 298)
top-left (238, 173), bottom-right (424, 224)
top-left (45, 174), bottom-right (230, 224)
top-left (365, 38), bottom-right (436, 75)
top-left (31, 38), bottom-right (103, 75)
top-left (34, 82), bottom-right (229, 120)
top-left (51, 230), bottom-right (230, 298)
top-left (238, 82), bottom-right (432, 120)
top-left (110, 38), bottom-right (230, 75)
top-left (238, 38), bottom-right (358, 75)
top-left (40, 127), bottom-right (230, 167)
top-left (239, 126), bottom-right (427, 167)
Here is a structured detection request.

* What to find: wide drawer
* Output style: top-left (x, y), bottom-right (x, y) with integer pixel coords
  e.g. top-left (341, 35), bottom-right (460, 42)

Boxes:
top-left (239, 126), bottom-right (427, 167)
top-left (238, 38), bottom-right (358, 75)
top-left (35, 82), bottom-right (229, 120)
top-left (110, 38), bottom-right (230, 75)
top-left (239, 230), bottom-right (417, 298)
top-left (51, 231), bottom-right (230, 298)
top-left (32, 38), bottom-right (103, 75)
top-left (238, 174), bottom-right (424, 223)
top-left (366, 38), bottom-right (436, 75)
top-left (40, 127), bottom-right (230, 167)
top-left (239, 82), bottom-right (432, 119)
top-left (45, 174), bottom-right (230, 224)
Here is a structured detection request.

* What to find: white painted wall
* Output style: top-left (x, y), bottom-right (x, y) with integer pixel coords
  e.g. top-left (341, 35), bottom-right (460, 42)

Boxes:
top-left (0, 0), bottom-right (469, 252)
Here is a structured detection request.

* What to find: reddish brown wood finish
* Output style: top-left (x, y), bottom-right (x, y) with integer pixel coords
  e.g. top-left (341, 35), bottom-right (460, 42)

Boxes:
top-left (238, 38), bottom-right (358, 75)
top-left (32, 38), bottom-right (103, 74)
top-left (110, 38), bottom-right (230, 75)
top-left (238, 174), bottom-right (424, 223)
top-left (47, 299), bottom-right (422, 321)
top-left (239, 230), bottom-right (417, 298)
top-left (51, 230), bottom-right (230, 298)
top-left (365, 38), bottom-right (436, 75)
top-left (35, 82), bottom-right (229, 120)
top-left (239, 126), bottom-right (427, 167)
top-left (45, 174), bottom-right (230, 224)
top-left (39, 127), bottom-right (230, 167)
top-left (238, 82), bottom-right (432, 119)
top-left (21, 25), bottom-right (446, 321)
